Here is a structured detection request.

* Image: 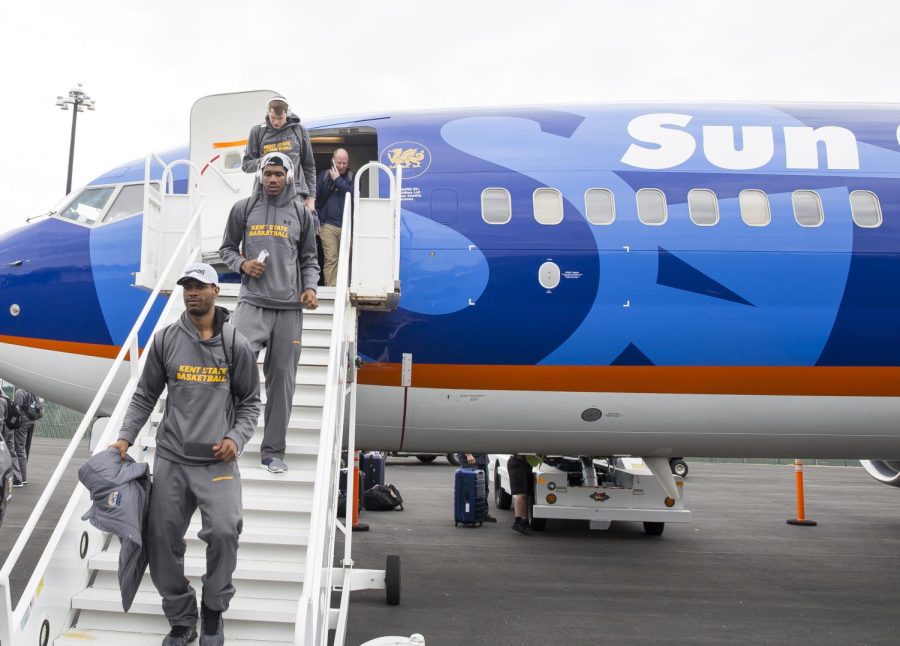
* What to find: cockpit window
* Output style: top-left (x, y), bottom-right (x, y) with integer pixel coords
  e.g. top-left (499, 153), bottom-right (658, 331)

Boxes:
top-left (57, 187), bottom-right (116, 225)
top-left (103, 184), bottom-right (146, 224)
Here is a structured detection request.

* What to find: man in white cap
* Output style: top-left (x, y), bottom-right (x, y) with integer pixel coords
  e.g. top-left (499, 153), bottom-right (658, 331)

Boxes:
top-left (241, 95), bottom-right (316, 211)
top-left (220, 152), bottom-right (319, 474)
top-left (111, 262), bottom-right (261, 646)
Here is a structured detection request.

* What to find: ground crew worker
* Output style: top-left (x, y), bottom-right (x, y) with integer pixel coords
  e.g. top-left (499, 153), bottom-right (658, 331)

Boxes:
top-left (219, 152), bottom-right (319, 473)
top-left (111, 262), bottom-right (261, 646)
top-left (241, 96), bottom-right (317, 212)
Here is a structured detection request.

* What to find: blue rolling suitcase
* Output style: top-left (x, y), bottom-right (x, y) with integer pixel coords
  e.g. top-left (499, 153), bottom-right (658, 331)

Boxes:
top-left (454, 467), bottom-right (488, 527)
top-left (361, 451), bottom-right (385, 487)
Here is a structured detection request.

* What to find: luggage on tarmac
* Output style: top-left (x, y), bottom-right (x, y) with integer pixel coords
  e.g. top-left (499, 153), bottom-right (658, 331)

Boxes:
top-left (361, 451), bottom-right (385, 487)
top-left (454, 467), bottom-right (488, 527)
top-left (363, 483), bottom-right (404, 511)
top-left (337, 467), bottom-right (364, 516)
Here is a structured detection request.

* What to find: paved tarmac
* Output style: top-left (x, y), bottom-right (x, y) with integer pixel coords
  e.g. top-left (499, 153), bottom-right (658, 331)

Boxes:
top-left (344, 457), bottom-right (900, 646)
top-left (0, 437), bottom-right (91, 603)
top-left (6, 445), bottom-right (900, 645)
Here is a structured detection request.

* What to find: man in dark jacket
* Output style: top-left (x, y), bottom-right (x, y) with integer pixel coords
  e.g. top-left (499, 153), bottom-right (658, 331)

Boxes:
top-left (111, 262), bottom-right (261, 646)
top-left (315, 148), bottom-right (353, 286)
top-left (219, 152), bottom-right (319, 474)
top-left (13, 387), bottom-right (41, 485)
top-left (241, 96), bottom-right (316, 210)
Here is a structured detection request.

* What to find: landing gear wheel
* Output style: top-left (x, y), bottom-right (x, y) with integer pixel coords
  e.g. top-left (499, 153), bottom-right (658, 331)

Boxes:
top-left (644, 522), bottom-right (665, 536)
top-left (670, 459), bottom-right (688, 477)
top-left (495, 470), bottom-right (512, 510)
top-left (416, 455), bottom-right (437, 463)
top-left (385, 555), bottom-right (401, 605)
top-left (446, 453), bottom-right (460, 466)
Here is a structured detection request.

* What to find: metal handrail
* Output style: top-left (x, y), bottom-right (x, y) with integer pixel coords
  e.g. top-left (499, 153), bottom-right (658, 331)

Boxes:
top-left (295, 192), bottom-right (354, 645)
top-left (0, 161), bottom-right (204, 642)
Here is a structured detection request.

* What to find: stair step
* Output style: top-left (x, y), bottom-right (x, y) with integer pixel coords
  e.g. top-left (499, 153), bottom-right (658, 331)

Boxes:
top-left (89, 550), bottom-right (305, 583)
top-left (140, 436), bottom-right (321, 459)
top-left (89, 570), bottom-right (303, 600)
top-left (57, 628), bottom-right (290, 646)
top-left (72, 588), bottom-right (297, 623)
top-left (66, 613), bottom-right (295, 643)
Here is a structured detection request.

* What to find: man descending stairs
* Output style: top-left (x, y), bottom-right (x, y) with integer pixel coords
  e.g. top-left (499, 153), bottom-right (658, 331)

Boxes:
top-left (57, 283), bottom-right (337, 646)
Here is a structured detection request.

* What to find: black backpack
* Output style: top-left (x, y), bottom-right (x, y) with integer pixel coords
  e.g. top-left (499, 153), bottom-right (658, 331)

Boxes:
top-left (2, 395), bottom-right (23, 430)
top-left (363, 483), bottom-right (404, 511)
top-left (24, 394), bottom-right (43, 421)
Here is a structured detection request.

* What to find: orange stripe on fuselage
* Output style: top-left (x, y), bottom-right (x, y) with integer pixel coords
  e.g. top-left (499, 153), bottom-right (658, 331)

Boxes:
top-left (213, 139), bottom-right (248, 149)
top-left (0, 335), bottom-right (137, 360)
top-left (358, 364), bottom-right (900, 397)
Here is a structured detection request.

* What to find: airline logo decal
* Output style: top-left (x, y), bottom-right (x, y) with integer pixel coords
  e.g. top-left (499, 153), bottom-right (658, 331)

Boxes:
top-left (380, 141), bottom-right (431, 179)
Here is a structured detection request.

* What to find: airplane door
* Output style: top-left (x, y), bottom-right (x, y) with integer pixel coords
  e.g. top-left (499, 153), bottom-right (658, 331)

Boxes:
top-left (189, 90), bottom-right (280, 260)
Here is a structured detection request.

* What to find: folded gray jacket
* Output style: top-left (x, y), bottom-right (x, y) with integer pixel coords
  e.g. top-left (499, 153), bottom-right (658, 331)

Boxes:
top-left (79, 448), bottom-right (151, 612)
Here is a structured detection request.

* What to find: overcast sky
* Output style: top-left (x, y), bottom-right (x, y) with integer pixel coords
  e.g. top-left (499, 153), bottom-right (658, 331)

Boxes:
top-left (1, 0), bottom-right (898, 232)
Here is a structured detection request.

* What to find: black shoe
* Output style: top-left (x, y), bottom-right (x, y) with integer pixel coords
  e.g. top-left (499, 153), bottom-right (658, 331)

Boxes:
top-left (162, 625), bottom-right (197, 646)
top-left (484, 513), bottom-right (498, 522)
top-left (200, 602), bottom-right (224, 646)
top-left (512, 520), bottom-right (532, 535)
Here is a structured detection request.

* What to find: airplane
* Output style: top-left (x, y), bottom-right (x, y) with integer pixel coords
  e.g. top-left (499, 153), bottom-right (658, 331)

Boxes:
top-left (0, 100), bottom-right (899, 489)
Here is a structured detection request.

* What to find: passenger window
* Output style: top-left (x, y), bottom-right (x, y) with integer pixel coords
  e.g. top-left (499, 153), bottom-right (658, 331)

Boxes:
top-left (688, 189), bottom-right (719, 226)
top-left (57, 186), bottom-right (116, 226)
top-left (636, 188), bottom-right (667, 225)
top-left (584, 189), bottom-right (615, 225)
top-left (533, 188), bottom-right (563, 225)
top-left (739, 189), bottom-right (771, 226)
top-left (223, 152), bottom-right (242, 170)
top-left (849, 190), bottom-right (882, 228)
top-left (103, 184), bottom-right (148, 224)
top-left (481, 188), bottom-right (511, 224)
top-left (792, 190), bottom-right (824, 227)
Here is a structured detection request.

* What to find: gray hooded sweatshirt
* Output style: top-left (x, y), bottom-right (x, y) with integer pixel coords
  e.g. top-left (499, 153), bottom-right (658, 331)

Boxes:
top-left (241, 112), bottom-right (316, 199)
top-left (219, 182), bottom-right (320, 310)
top-left (118, 307), bottom-right (261, 464)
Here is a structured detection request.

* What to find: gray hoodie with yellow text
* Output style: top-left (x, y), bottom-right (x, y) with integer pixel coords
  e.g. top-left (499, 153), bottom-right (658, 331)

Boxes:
top-left (118, 307), bottom-right (261, 465)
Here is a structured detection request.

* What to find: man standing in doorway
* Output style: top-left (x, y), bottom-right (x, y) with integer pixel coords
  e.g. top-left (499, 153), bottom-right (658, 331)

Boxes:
top-left (111, 262), bottom-right (261, 646)
top-left (220, 152), bottom-right (320, 473)
top-left (315, 148), bottom-right (353, 286)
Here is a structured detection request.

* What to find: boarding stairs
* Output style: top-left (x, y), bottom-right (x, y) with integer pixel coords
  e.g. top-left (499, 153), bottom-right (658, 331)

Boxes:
top-left (0, 91), bottom-right (407, 646)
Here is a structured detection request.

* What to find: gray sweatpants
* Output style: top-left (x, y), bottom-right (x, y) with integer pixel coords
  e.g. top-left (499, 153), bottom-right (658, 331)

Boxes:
top-left (2, 427), bottom-right (19, 483)
top-left (13, 421), bottom-right (34, 483)
top-left (148, 457), bottom-right (243, 627)
top-left (231, 303), bottom-right (302, 460)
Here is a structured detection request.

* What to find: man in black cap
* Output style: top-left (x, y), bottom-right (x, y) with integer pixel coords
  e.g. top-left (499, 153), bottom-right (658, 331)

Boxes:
top-left (220, 152), bottom-right (320, 474)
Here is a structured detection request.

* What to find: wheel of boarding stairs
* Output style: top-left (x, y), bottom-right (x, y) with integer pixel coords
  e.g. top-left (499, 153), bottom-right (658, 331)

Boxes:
top-left (644, 521), bottom-right (665, 536)
top-left (386, 555), bottom-right (401, 605)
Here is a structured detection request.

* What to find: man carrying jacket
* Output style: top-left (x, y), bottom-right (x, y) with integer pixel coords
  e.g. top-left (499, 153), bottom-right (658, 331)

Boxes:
top-left (111, 262), bottom-right (261, 646)
top-left (219, 152), bottom-right (319, 474)
top-left (241, 96), bottom-right (316, 211)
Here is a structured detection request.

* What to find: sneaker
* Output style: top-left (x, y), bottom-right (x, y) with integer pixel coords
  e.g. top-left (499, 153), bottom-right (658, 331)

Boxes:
top-left (12, 481), bottom-right (23, 488)
top-left (512, 520), bottom-right (532, 535)
top-left (161, 625), bottom-right (197, 646)
top-left (261, 457), bottom-right (288, 473)
top-left (200, 603), bottom-right (224, 646)
top-left (484, 513), bottom-right (498, 523)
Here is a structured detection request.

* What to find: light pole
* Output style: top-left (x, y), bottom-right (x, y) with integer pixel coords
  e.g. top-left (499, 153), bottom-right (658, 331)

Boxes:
top-left (56, 84), bottom-right (95, 195)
